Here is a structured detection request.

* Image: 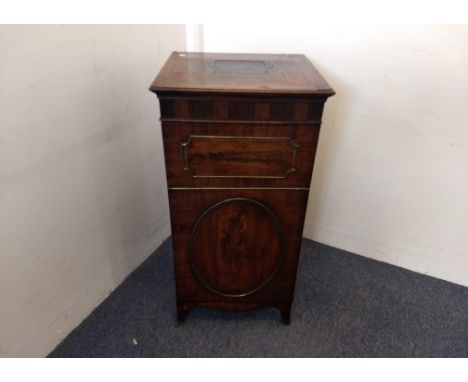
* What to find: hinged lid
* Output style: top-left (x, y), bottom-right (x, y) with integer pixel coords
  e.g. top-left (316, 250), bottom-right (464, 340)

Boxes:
top-left (150, 52), bottom-right (335, 96)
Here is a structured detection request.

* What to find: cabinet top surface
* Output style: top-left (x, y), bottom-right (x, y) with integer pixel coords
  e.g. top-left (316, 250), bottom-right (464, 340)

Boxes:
top-left (150, 52), bottom-right (334, 96)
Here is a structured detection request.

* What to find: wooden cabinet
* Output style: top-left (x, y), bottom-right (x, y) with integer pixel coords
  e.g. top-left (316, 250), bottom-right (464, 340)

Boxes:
top-left (150, 52), bottom-right (334, 324)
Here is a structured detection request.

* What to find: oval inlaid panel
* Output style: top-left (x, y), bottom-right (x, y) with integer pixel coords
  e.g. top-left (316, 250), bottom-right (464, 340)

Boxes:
top-left (188, 198), bottom-right (285, 298)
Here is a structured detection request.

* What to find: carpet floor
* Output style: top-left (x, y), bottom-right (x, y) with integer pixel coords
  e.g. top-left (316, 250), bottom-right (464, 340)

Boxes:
top-left (49, 238), bottom-right (468, 357)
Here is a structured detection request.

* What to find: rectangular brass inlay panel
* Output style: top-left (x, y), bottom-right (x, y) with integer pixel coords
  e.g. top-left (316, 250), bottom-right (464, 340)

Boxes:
top-left (181, 135), bottom-right (300, 179)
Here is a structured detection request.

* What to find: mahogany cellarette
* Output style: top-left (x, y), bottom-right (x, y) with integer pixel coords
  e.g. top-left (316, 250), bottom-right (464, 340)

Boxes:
top-left (149, 52), bottom-right (334, 324)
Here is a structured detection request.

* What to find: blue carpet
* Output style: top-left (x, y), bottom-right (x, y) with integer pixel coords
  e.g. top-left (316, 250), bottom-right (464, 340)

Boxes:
top-left (48, 238), bottom-right (468, 357)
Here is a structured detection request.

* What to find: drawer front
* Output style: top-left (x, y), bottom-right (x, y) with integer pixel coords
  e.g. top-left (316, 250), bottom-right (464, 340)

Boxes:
top-left (182, 135), bottom-right (298, 179)
top-left (162, 122), bottom-right (320, 188)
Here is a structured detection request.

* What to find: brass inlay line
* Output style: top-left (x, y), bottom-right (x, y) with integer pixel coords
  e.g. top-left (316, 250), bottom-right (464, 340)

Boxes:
top-left (168, 187), bottom-right (310, 191)
top-left (160, 118), bottom-right (323, 124)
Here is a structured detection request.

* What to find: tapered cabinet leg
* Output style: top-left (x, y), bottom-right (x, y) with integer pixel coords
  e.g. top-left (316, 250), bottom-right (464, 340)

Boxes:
top-left (279, 305), bottom-right (291, 325)
top-left (176, 304), bottom-right (189, 326)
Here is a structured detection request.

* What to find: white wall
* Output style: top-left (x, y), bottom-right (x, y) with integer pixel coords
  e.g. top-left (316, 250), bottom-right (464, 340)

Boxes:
top-left (0, 25), bottom-right (185, 357)
top-left (202, 25), bottom-right (468, 286)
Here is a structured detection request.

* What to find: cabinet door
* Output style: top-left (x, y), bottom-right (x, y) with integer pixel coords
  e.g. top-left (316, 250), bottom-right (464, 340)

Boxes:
top-left (168, 189), bottom-right (309, 305)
